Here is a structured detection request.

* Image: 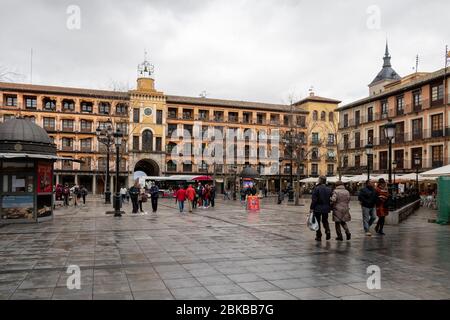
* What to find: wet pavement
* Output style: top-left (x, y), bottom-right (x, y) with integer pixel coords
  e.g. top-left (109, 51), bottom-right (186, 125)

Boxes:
top-left (0, 197), bottom-right (449, 300)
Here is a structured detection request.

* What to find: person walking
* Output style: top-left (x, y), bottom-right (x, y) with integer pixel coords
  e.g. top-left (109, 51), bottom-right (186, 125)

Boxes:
top-left (120, 185), bottom-right (127, 203)
top-left (129, 181), bottom-right (140, 214)
top-left (186, 184), bottom-right (196, 213)
top-left (330, 181), bottom-right (351, 241)
top-left (203, 185), bottom-right (210, 208)
top-left (358, 180), bottom-right (379, 236)
top-left (63, 184), bottom-right (70, 206)
top-left (81, 185), bottom-right (88, 205)
top-left (210, 185), bottom-right (216, 208)
top-left (196, 183), bottom-right (203, 208)
top-left (73, 185), bottom-right (80, 207)
top-left (375, 178), bottom-right (389, 235)
top-left (149, 183), bottom-right (159, 213)
top-left (310, 176), bottom-right (332, 241)
top-left (138, 185), bottom-right (147, 213)
top-left (175, 185), bottom-right (187, 213)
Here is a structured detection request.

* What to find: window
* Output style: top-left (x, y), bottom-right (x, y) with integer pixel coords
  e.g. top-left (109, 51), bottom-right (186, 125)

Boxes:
top-left (43, 117), bottom-right (55, 129)
top-left (355, 132), bottom-right (361, 148)
top-left (133, 108), bottom-right (140, 123)
top-left (367, 129), bottom-right (374, 144)
top-left (80, 120), bottom-right (92, 132)
top-left (156, 110), bottom-right (163, 124)
top-left (312, 132), bottom-right (319, 144)
top-left (327, 164), bottom-right (334, 176)
top-left (257, 113), bottom-right (265, 124)
top-left (413, 90), bottom-right (422, 111)
top-left (412, 119), bottom-right (423, 140)
top-left (283, 115), bottom-right (290, 126)
top-left (25, 96), bottom-right (37, 109)
top-left (199, 110), bottom-right (209, 120)
top-left (320, 111), bottom-right (326, 121)
top-left (327, 134), bottom-right (335, 145)
top-left (394, 150), bottom-right (404, 169)
top-left (115, 103), bottom-right (128, 115)
top-left (167, 124), bottom-right (177, 136)
top-left (343, 156), bottom-right (348, 168)
top-left (312, 111), bottom-right (318, 121)
top-left (182, 109), bottom-right (193, 120)
top-left (355, 110), bottom-right (360, 126)
top-left (199, 161), bottom-right (208, 172)
top-left (155, 137), bottom-right (162, 151)
top-left (62, 119), bottom-right (74, 131)
top-left (343, 114), bottom-right (348, 127)
top-left (395, 122), bottom-right (404, 143)
top-left (327, 149), bottom-right (335, 160)
top-left (62, 99), bottom-right (75, 111)
top-left (431, 114), bottom-right (443, 137)
top-left (214, 111), bottom-right (224, 121)
top-left (432, 145), bottom-right (443, 167)
top-left (62, 137), bottom-right (73, 148)
top-left (270, 114), bottom-right (280, 124)
top-left (343, 134), bottom-right (349, 149)
top-left (132, 136), bottom-right (139, 151)
top-left (229, 112), bottom-right (238, 122)
top-left (431, 83), bottom-right (444, 102)
top-left (328, 112), bottom-right (334, 122)
top-left (167, 142), bottom-right (177, 154)
top-left (167, 160), bottom-right (176, 172)
top-left (381, 100), bottom-right (388, 118)
top-left (411, 147), bottom-right (422, 169)
top-left (23, 116), bottom-right (35, 123)
top-left (379, 151), bottom-right (388, 170)
top-left (184, 124), bottom-right (193, 137)
top-left (367, 107), bottom-right (373, 122)
top-left (183, 163), bottom-right (192, 172)
top-left (396, 95), bottom-right (404, 115)
top-left (43, 98), bottom-right (56, 111)
top-left (311, 164), bottom-right (318, 176)
top-left (298, 115), bottom-right (306, 127)
top-left (142, 130), bottom-right (153, 152)
top-left (5, 95), bottom-right (17, 107)
top-left (354, 155), bottom-right (360, 168)
top-left (311, 148), bottom-right (319, 160)
top-left (80, 138), bottom-right (92, 151)
top-left (117, 122), bottom-right (127, 134)
top-left (168, 108), bottom-right (178, 119)
top-left (99, 102), bottom-right (110, 114)
top-left (379, 126), bottom-right (386, 144)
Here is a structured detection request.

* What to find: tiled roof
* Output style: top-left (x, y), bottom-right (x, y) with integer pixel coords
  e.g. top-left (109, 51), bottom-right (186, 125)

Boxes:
top-left (293, 95), bottom-right (341, 105)
top-left (338, 67), bottom-right (448, 111)
top-left (0, 82), bottom-right (128, 99)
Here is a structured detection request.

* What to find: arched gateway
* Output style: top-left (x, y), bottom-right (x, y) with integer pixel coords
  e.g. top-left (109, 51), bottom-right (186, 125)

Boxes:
top-left (134, 159), bottom-right (160, 177)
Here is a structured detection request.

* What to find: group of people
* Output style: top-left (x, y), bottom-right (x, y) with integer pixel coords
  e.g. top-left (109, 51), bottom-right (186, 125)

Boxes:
top-left (310, 176), bottom-right (389, 241)
top-left (174, 183), bottom-right (216, 213)
top-left (126, 181), bottom-right (160, 214)
top-left (239, 185), bottom-right (257, 204)
top-left (55, 183), bottom-right (88, 206)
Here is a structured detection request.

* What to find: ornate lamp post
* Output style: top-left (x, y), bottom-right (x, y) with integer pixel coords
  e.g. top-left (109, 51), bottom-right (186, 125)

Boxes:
top-left (96, 119), bottom-right (114, 204)
top-left (384, 119), bottom-right (396, 208)
top-left (414, 154), bottom-right (421, 193)
top-left (365, 143), bottom-right (373, 180)
top-left (392, 160), bottom-right (397, 193)
top-left (112, 128), bottom-right (125, 217)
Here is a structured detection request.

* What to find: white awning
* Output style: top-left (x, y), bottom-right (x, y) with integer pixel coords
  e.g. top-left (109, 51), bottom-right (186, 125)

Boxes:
top-left (421, 164), bottom-right (450, 177)
top-left (0, 153), bottom-right (83, 162)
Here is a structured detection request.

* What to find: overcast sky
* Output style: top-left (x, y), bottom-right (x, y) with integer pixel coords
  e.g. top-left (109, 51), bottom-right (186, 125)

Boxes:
top-left (0, 0), bottom-right (449, 105)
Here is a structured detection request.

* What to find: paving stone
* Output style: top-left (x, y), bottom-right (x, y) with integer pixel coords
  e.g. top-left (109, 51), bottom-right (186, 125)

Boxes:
top-left (204, 284), bottom-right (247, 296)
top-left (287, 287), bottom-right (335, 300)
top-left (237, 281), bottom-right (280, 293)
top-left (252, 290), bottom-right (297, 300)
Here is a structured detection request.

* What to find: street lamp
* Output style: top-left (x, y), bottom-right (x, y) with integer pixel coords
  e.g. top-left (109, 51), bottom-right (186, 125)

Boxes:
top-left (384, 119), bottom-right (396, 209)
top-left (392, 160), bottom-right (397, 193)
top-left (112, 128), bottom-right (125, 217)
top-left (414, 154), bottom-right (421, 193)
top-left (278, 158), bottom-right (283, 193)
top-left (365, 143), bottom-right (373, 180)
top-left (96, 119), bottom-right (114, 204)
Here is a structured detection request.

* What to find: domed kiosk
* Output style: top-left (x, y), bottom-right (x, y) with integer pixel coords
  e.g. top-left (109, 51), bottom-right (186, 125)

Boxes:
top-left (0, 118), bottom-right (60, 223)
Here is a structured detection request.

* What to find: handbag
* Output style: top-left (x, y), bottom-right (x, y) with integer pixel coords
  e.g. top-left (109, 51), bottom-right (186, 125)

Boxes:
top-left (141, 193), bottom-right (148, 203)
top-left (307, 212), bottom-right (319, 231)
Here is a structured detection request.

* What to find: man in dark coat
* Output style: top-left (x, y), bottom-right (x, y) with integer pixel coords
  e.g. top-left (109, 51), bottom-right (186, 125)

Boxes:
top-left (310, 176), bottom-right (332, 241)
top-left (358, 180), bottom-right (379, 236)
top-left (149, 183), bottom-right (159, 213)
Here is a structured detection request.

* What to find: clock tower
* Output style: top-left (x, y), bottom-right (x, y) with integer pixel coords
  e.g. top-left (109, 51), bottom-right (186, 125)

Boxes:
top-left (128, 53), bottom-right (167, 185)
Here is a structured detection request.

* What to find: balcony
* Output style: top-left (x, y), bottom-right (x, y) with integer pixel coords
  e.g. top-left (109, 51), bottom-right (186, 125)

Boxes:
top-left (213, 117), bottom-right (224, 122)
top-left (62, 163), bottom-right (73, 170)
top-left (431, 129), bottom-right (444, 138)
top-left (80, 127), bottom-right (92, 133)
top-left (413, 104), bottom-right (422, 112)
top-left (62, 126), bottom-right (74, 132)
top-left (326, 157), bottom-right (336, 162)
top-left (61, 146), bottom-right (73, 151)
top-left (311, 140), bottom-right (321, 146)
top-left (44, 126), bottom-right (56, 132)
top-left (80, 147), bottom-right (91, 152)
top-left (80, 163), bottom-right (91, 171)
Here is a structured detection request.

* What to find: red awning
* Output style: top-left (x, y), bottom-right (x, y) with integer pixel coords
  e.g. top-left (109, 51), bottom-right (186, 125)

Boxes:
top-left (193, 175), bottom-right (213, 181)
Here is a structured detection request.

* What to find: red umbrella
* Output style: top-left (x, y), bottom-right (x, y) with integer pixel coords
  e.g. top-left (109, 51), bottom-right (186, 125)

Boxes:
top-left (193, 175), bottom-right (213, 181)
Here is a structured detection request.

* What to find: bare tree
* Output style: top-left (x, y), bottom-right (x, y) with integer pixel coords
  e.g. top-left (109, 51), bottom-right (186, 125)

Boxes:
top-left (280, 95), bottom-right (324, 205)
top-left (326, 119), bottom-right (355, 180)
top-left (0, 65), bottom-right (23, 82)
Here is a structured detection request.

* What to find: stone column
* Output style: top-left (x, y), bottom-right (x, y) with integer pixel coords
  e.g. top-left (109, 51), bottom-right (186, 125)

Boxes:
top-left (92, 175), bottom-right (97, 195)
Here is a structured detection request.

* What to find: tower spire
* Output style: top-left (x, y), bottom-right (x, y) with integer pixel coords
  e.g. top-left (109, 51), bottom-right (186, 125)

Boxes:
top-left (383, 40), bottom-right (391, 67)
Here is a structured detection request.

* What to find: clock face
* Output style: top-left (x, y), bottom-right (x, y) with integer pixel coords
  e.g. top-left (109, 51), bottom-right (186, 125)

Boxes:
top-left (144, 108), bottom-right (152, 116)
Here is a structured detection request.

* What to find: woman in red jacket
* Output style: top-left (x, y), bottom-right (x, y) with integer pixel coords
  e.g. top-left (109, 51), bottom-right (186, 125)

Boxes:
top-left (375, 178), bottom-right (389, 235)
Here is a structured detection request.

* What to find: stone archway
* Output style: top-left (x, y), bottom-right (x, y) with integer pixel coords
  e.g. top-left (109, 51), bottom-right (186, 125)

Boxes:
top-left (134, 159), bottom-right (160, 177)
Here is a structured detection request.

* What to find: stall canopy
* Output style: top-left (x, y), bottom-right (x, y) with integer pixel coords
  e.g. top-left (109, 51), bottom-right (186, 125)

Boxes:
top-left (192, 175), bottom-right (213, 181)
top-left (300, 177), bottom-right (319, 183)
top-left (397, 172), bottom-right (436, 181)
top-left (0, 153), bottom-right (83, 162)
top-left (420, 164), bottom-right (450, 177)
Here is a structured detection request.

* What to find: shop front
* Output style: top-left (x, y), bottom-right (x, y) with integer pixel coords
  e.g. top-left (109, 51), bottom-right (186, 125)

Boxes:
top-left (0, 118), bottom-right (69, 223)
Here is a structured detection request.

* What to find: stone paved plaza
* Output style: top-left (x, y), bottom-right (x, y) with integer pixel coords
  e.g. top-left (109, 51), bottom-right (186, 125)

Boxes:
top-left (0, 197), bottom-right (449, 300)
